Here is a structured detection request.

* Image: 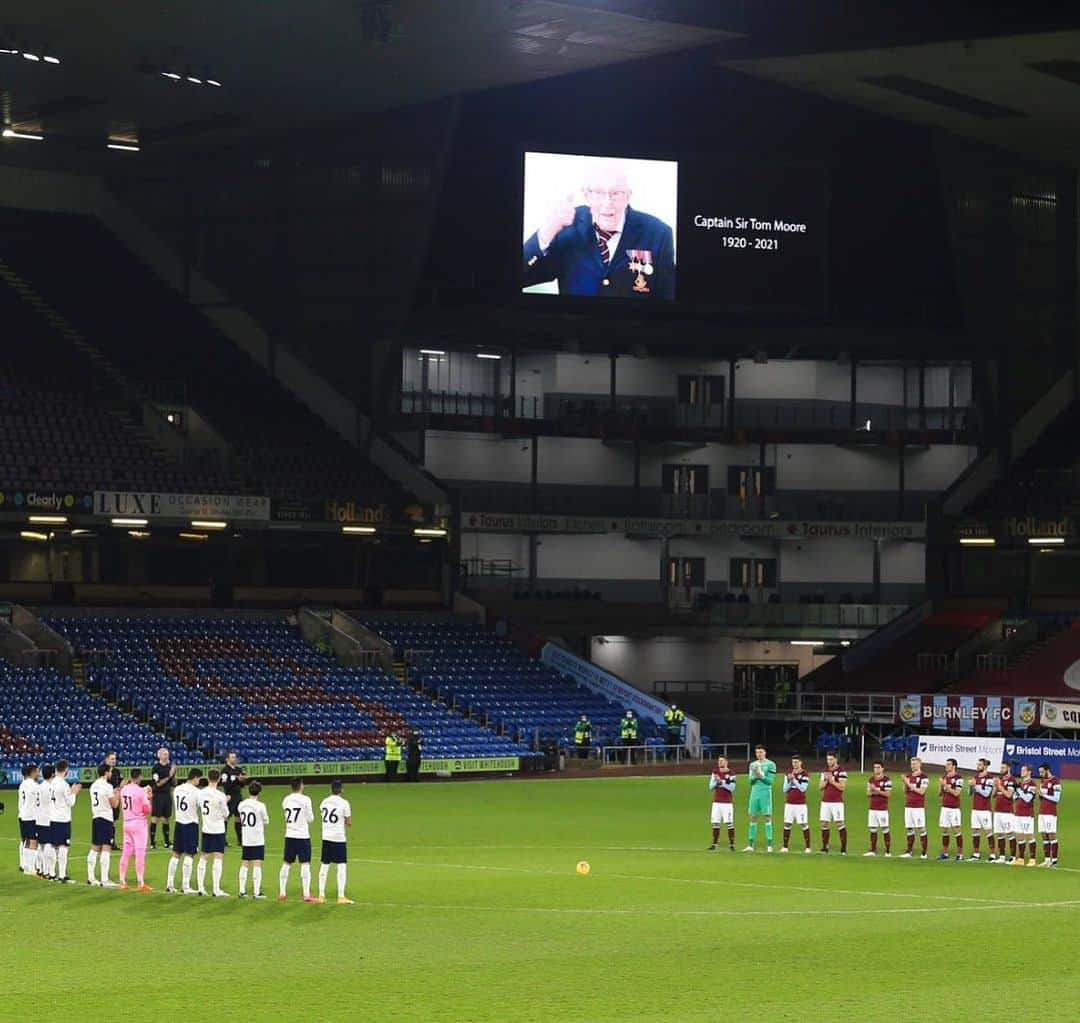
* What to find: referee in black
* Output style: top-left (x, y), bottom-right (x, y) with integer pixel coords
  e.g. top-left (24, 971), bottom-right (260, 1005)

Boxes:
top-left (98, 750), bottom-right (122, 847)
top-left (220, 751), bottom-right (247, 847)
top-left (150, 747), bottom-right (176, 849)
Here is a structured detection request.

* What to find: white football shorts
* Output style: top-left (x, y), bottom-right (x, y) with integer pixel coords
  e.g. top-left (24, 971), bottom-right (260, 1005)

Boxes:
top-left (867, 810), bottom-right (891, 830)
top-left (938, 808), bottom-right (961, 830)
top-left (1038, 814), bottom-right (1058, 835)
top-left (904, 808), bottom-right (926, 831)
top-left (969, 810), bottom-right (993, 831)
top-left (710, 803), bottom-right (734, 826)
top-left (783, 804), bottom-right (808, 827)
top-left (819, 802), bottom-right (845, 824)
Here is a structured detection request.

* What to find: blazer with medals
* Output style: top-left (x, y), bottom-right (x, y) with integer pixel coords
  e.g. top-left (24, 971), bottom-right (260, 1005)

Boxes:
top-left (523, 205), bottom-right (675, 299)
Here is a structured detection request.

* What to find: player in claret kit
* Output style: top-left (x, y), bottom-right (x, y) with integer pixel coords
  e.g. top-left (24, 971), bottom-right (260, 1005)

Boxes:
top-left (166, 768), bottom-right (203, 894)
top-left (317, 780), bottom-right (354, 905)
top-left (967, 758), bottom-right (995, 861)
top-left (900, 756), bottom-right (930, 859)
top-left (88, 764), bottom-right (119, 887)
top-left (993, 762), bottom-right (1019, 864)
top-left (1036, 762), bottom-right (1061, 867)
top-left (937, 759), bottom-right (964, 862)
top-left (707, 755), bottom-right (737, 851)
top-left (1013, 765), bottom-right (1038, 866)
top-left (818, 752), bottom-right (848, 854)
top-left (279, 777), bottom-right (316, 903)
top-left (865, 760), bottom-right (893, 857)
top-left (237, 781), bottom-right (270, 898)
top-left (781, 754), bottom-right (812, 854)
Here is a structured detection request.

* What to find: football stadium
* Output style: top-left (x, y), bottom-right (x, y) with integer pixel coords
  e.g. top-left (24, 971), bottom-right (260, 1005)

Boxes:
top-left (4, 3), bottom-right (1080, 1020)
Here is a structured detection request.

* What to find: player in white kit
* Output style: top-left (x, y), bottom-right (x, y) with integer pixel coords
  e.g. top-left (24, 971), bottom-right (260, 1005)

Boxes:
top-left (279, 777), bottom-right (316, 903)
top-left (88, 764), bottom-right (119, 886)
top-left (17, 764), bottom-right (40, 875)
top-left (237, 781), bottom-right (271, 899)
top-left (318, 780), bottom-right (354, 905)
top-left (166, 768), bottom-right (204, 894)
top-left (197, 769), bottom-right (231, 897)
top-left (35, 763), bottom-right (56, 878)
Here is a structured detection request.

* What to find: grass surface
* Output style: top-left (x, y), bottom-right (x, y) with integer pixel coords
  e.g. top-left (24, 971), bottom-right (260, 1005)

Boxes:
top-left (4, 773), bottom-right (1079, 1022)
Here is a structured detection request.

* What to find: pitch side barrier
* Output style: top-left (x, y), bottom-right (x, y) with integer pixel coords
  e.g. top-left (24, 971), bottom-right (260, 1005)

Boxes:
top-left (2, 756), bottom-right (522, 787)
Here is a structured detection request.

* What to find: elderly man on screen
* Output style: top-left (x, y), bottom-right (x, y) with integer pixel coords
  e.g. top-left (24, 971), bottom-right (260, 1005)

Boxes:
top-left (523, 160), bottom-right (675, 299)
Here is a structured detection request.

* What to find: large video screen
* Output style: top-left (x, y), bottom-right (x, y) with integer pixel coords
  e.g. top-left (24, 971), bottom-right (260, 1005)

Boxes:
top-left (521, 151), bottom-right (825, 316)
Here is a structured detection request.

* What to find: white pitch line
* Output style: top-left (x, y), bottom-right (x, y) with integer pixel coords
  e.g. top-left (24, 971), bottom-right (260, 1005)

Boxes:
top-left (349, 898), bottom-right (1080, 918)
top-left (346, 855), bottom-right (1039, 906)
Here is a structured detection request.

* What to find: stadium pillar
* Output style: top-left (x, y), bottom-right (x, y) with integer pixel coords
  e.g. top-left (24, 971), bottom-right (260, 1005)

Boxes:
top-left (530, 436), bottom-right (539, 512)
top-left (509, 347), bottom-right (517, 419)
top-left (528, 534), bottom-right (538, 592)
top-left (872, 539), bottom-right (881, 604)
top-left (897, 442), bottom-right (906, 519)
top-left (727, 358), bottom-right (736, 432)
top-left (918, 360), bottom-right (926, 431)
top-left (659, 537), bottom-right (670, 606)
top-left (849, 357), bottom-right (857, 429)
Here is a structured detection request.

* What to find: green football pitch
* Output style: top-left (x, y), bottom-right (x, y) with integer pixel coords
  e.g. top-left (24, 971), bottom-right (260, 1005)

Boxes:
top-left (4, 773), bottom-right (1079, 1022)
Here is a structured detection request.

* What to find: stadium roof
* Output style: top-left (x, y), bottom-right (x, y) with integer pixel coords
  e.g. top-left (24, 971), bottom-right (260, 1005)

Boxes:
top-left (0, 1), bottom-right (739, 161)
top-left (721, 28), bottom-right (1080, 168)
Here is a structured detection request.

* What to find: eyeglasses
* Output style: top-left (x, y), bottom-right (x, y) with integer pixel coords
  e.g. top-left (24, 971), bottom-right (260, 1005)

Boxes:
top-left (584, 188), bottom-right (628, 201)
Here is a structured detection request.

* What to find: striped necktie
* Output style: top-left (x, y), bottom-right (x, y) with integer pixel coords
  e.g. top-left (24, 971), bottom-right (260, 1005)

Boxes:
top-left (596, 226), bottom-right (614, 267)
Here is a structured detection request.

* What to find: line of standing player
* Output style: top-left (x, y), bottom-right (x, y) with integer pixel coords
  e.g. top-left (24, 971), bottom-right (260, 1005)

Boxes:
top-left (709, 745), bottom-right (1062, 866)
top-left (17, 759), bottom-right (358, 902)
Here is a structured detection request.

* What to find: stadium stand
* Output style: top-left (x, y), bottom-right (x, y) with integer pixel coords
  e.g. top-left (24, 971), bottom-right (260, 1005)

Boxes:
top-left (41, 614), bottom-right (528, 763)
top-left (0, 665), bottom-right (167, 772)
top-left (803, 609), bottom-right (1001, 693)
top-left (365, 618), bottom-right (632, 748)
top-left (0, 207), bottom-right (404, 505)
top-left (0, 279), bottom-right (237, 495)
top-left (950, 617), bottom-right (1080, 697)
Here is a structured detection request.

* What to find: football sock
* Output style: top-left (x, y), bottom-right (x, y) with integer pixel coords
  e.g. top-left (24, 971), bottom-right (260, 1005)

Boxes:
top-left (1044, 840), bottom-right (1052, 860)
top-left (212, 858), bottom-right (223, 892)
top-left (1029, 841), bottom-right (1037, 861)
top-left (279, 864), bottom-right (290, 896)
top-left (319, 864), bottom-right (330, 898)
top-left (942, 835), bottom-right (950, 852)
top-left (711, 827), bottom-right (720, 844)
top-left (57, 846), bottom-right (68, 878)
top-left (336, 864), bottom-right (347, 899)
top-left (782, 827), bottom-right (791, 849)
top-left (167, 857), bottom-right (179, 889)
top-left (1052, 840), bottom-right (1059, 861)
top-left (163, 824), bottom-right (170, 845)
top-left (239, 865), bottom-right (248, 895)
top-left (134, 846), bottom-right (146, 886)
top-left (870, 832), bottom-right (878, 853)
top-left (748, 822), bottom-right (757, 846)
top-left (182, 856), bottom-right (193, 889)
top-left (764, 823), bottom-right (774, 844)
top-left (956, 834), bottom-right (963, 854)
top-left (802, 827), bottom-right (812, 849)
top-left (727, 826), bottom-right (736, 849)
top-left (883, 830), bottom-right (891, 853)
top-left (253, 866), bottom-right (263, 895)
top-left (150, 823), bottom-right (157, 845)
top-left (973, 835), bottom-right (980, 854)
top-left (998, 837), bottom-right (1006, 856)
top-left (197, 859), bottom-right (207, 892)
top-left (821, 828), bottom-right (830, 850)
top-left (44, 845), bottom-right (56, 877)
top-left (838, 827), bottom-right (847, 853)
top-left (87, 849), bottom-right (98, 882)
top-left (300, 863), bottom-right (312, 898)
top-left (920, 833), bottom-right (928, 855)
top-left (1010, 838), bottom-right (1017, 858)
top-left (99, 850), bottom-right (110, 882)
top-left (906, 833), bottom-right (914, 854)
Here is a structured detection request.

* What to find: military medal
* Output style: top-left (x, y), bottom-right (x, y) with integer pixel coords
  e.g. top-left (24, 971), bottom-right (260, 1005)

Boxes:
top-left (627, 249), bottom-right (652, 293)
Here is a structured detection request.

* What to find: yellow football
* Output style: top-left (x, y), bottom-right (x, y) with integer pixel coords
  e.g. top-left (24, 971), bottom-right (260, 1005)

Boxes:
top-left (576, 860), bottom-right (591, 876)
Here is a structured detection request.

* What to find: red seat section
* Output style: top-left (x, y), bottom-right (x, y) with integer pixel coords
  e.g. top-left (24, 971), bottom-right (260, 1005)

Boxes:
top-left (951, 625), bottom-right (1080, 697)
top-left (805, 610), bottom-right (1000, 693)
